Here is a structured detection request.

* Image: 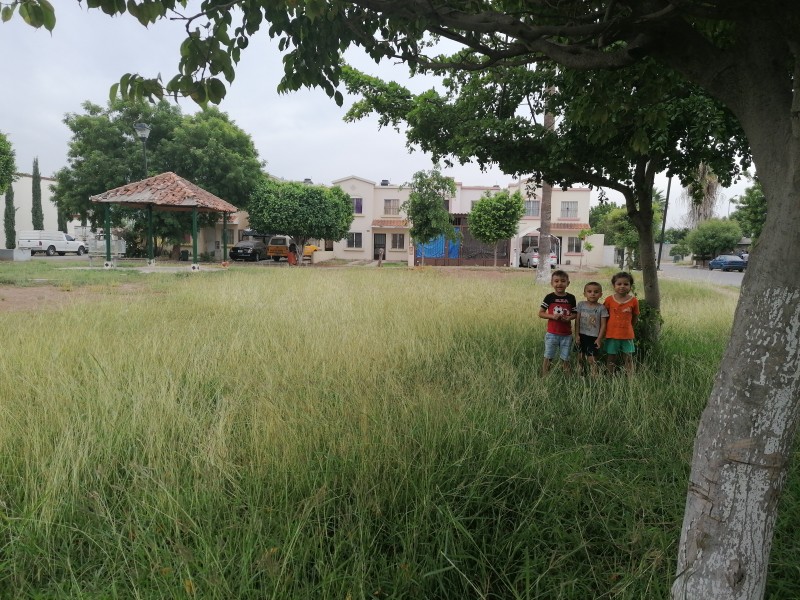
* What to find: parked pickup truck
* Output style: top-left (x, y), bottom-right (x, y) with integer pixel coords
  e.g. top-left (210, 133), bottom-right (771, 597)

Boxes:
top-left (17, 230), bottom-right (86, 256)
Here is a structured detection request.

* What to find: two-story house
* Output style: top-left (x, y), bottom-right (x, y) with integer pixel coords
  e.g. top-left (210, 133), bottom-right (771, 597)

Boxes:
top-left (331, 176), bottom-right (409, 262)
top-left (330, 175), bottom-right (604, 267)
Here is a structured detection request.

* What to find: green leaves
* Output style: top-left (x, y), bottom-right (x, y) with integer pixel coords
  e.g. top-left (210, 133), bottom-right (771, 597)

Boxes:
top-left (468, 190), bottom-right (524, 245)
top-left (11, 0), bottom-right (56, 31)
top-left (402, 168), bottom-right (457, 246)
top-left (685, 218), bottom-right (743, 258)
top-left (247, 178), bottom-right (354, 244)
top-left (0, 133), bottom-right (16, 196)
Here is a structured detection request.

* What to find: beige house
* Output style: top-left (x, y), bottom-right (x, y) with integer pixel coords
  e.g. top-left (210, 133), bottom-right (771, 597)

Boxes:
top-left (330, 175), bottom-right (605, 267)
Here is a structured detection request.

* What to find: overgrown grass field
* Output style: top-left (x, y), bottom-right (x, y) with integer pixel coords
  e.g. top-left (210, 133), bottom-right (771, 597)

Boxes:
top-left (1, 263), bottom-right (798, 598)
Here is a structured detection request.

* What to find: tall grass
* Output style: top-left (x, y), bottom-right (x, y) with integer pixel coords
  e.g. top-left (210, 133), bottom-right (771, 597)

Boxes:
top-left (0, 266), bottom-right (796, 598)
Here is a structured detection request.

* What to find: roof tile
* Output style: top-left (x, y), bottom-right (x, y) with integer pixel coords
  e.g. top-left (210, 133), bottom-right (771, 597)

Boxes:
top-left (90, 172), bottom-right (238, 213)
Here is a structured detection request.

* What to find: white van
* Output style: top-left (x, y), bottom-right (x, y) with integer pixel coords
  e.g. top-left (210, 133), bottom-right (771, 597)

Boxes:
top-left (17, 231), bottom-right (86, 256)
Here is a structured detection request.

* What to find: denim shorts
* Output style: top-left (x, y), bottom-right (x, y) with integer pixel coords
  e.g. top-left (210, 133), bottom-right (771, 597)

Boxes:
top-left (544, 332), bottom-right (573, 361)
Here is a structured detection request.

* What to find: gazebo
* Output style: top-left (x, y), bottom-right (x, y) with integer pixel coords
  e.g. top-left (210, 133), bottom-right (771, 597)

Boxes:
top-left (90, 172), bottom-right (239, 268)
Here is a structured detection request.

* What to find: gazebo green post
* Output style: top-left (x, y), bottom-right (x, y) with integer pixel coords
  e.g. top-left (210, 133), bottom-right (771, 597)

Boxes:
top-left (147, 204), bottom-right (154, 265)
top-left (192, 206), bottom-right (199, 269)
top-left (222, 212), bottom-right (228, 262)
top-left (104, 204), bottom-right (112, 266)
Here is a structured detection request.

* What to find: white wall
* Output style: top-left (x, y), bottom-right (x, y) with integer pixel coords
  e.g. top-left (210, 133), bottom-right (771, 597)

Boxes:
top-left (2, 173), bottom-right (80, 248)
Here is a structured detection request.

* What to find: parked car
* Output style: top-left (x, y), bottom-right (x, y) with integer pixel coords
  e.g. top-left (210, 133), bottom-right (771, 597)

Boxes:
top-left (229, 240), bottom-right (267, 262)
top-left (17, 230), bottom-right (85, 256)
top-left (519, 246), bottom-right (557, 269)
top-left (708, 254), bottom-right (746, 272)
top-left (268, 236), bottom-right (318, 261)
top-left (267, 235), bottom-right (293, 261)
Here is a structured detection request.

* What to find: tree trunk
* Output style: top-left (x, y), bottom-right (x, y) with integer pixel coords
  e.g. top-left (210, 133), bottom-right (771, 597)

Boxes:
top-left (622, 169), bottom-right (661, 312)
top-left (536, 179), bottom-right (553, 284)
top-left (672, 173), bottom-right (800, 599)
top-left (536, 100), bottom-right (556, 285)
top-left (493, 242), bottom-right (498, 267)
top-left (671, 44), bottom-right (800, 596)
top-left (631, 207), bottom-right (660, 312)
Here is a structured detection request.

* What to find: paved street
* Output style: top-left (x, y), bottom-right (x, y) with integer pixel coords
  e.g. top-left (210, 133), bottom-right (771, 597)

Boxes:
top-left (658, 262), bottom-right (744, 288)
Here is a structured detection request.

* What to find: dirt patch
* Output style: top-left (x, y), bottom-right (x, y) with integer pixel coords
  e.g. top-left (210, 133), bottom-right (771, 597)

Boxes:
top-left (0, 286), bottom-right (88, 312)
top-left (0, 283), bottom-right (144, 312)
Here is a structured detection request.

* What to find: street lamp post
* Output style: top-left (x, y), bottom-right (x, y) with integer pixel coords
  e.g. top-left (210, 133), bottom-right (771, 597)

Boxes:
top-left (133, 123), bottom-right (151, 177)
top-left (134, 123), bottom-right (154, 264)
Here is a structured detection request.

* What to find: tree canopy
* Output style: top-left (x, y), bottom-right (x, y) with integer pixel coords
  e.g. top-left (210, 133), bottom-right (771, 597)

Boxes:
top-left (246, 178), bottom-right (353, 258)
top-left (467, 190), bottom-right (524, 267)
top-left (685, 219), bottom-right (743, 260)
top-left (51, 98), bottom-right (263, 249)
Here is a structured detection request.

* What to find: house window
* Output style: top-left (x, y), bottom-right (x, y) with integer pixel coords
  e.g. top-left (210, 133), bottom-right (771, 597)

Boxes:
top-left (471, 200), bottom-right (478, 211)
top-left (346, 232), bottom-right (362, 248)
top-left (443, 199), bottom-right (450, 211)
top-left (384, 198), bottom-right (400, 216)
top-left (524, 200), bottom-right (540, 217)
top-left (567, 236), bottom-right (582, 253)
top-left (560, 201), bottom-right (578, 219)
top-left (521, 235), bottom-right (538, 250)
top-left (391, 233), bottom-right (405, 250)
top-left (352, 197), bottom-right (363, 214)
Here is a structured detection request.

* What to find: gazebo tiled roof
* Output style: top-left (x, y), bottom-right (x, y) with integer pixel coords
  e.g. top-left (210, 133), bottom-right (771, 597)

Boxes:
top-left (90, 172), bottom-right (238, 213)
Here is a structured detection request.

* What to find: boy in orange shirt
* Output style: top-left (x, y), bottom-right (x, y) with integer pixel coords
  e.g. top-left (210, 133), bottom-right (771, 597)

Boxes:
top-left (603, 271), bottom-right (639, 374)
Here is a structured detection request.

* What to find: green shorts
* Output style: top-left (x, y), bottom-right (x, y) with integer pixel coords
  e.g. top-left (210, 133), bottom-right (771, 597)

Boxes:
top-left (605, 338), bottom-right (635, 354)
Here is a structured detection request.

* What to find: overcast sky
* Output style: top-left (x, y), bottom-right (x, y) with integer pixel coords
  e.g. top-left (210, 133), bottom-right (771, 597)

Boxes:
top-left (1, 3), bottom-right (748, 224)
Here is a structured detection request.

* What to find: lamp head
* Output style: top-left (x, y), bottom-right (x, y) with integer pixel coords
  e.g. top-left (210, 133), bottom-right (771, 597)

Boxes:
top-left (133, 123), bottom-right (151, 141)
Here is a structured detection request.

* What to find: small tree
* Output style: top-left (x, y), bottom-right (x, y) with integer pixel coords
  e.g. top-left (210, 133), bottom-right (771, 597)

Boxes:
top-left (4, 183), bottom-right (15, 249)
top-left (730, 180), bottom-right (766, 241)
top-left (468, 190), bottom-right (524, 267)
top-left (247, 178), bottom-right (353, 264)
top-left (0, 133), bottom-right (14, 196)
top-left (56, 205), bottom-right (68, 233)
top-left (403, 167), bottom-right (457, 266)
top-left (31, 157), bottom-right (44, 230)
top-left (685, 219), bottom-right (743, 263)
top-left (598, 208), bottom-right (639, 270)
top-left (670, 242), bottom-right (690, 261)
top-left (577, 228), bottom-right (592, 270)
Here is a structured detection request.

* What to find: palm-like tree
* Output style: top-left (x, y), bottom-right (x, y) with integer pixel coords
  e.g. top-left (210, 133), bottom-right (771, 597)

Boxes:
top-left (683, 162), bottom-right (720, 228)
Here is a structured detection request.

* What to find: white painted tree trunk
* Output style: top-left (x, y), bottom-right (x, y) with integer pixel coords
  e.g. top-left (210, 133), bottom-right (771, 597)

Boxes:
top-left (671, 159), bottom-right (800, 599)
